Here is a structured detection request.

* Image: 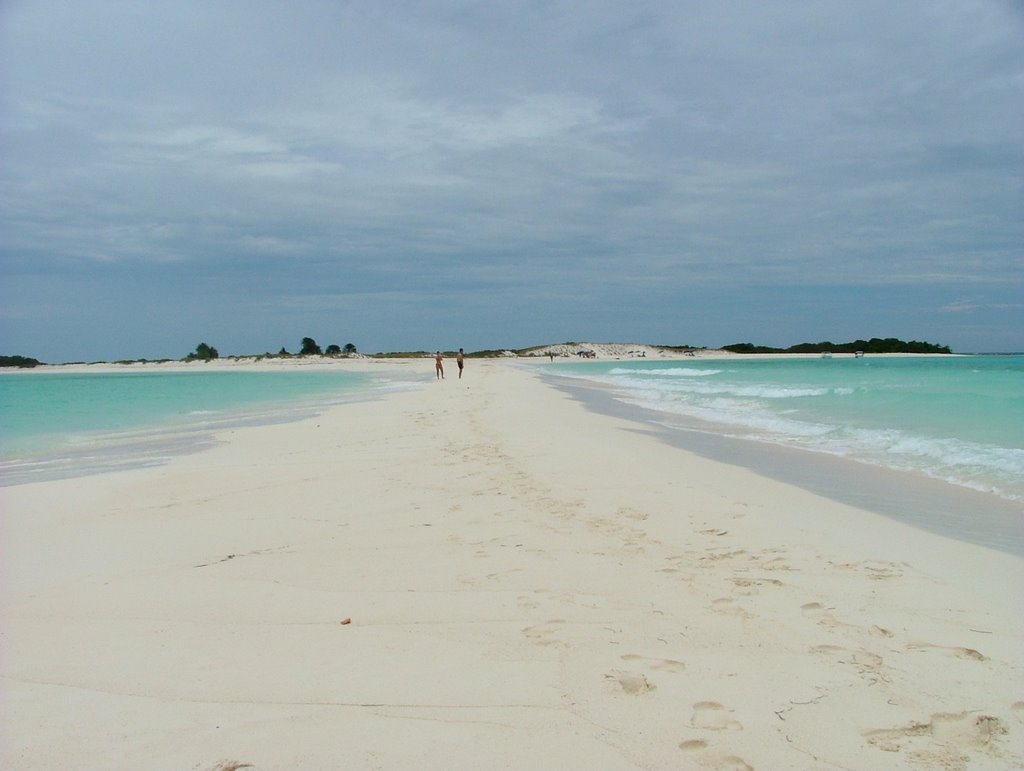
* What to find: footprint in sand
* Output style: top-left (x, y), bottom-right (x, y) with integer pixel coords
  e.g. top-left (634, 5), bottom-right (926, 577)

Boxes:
top-left (620, 653), bottom-right (686, 672)
top-left (488, 568), bottom-right (522, 581)
top-left (801, 601), bottom-right (843, 628)
top-left (678, 740), bottom-right (753, 771)
top-left (802, 602), bottom-right (897, 643)
top-left (864, 711), bottom-right (1007, 755)
top-left (622, 539), bottom-right (646, 555)
top-left (690, 701), bottom-right (742, 731)
top-left (707, 757), bottom-right (753, 771)
top-left (731, 576), bottom-right (783, 595)
top-left (906, 641), bottom-right (986, 661)
top-left (710, 597), bottom-right (750, 619)
top-left (521, 619), bottom-right (566, 647)
top-left (701, 548), bottom-right (748, 564)
top-left (660, 555), bottom-right (696, 580)
top-left (809, 644), bottom-right (885, 678)
top-left (829, 559), bottom-right (906, 580)
top-left (618, 506), bottom-right (649, 521)
top-left (759, 555), bottom-right (792, 571)
top-left (606, 670), bottom-right (656, 694)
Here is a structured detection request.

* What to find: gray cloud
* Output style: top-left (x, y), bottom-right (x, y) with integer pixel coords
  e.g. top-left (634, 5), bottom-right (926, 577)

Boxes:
top-left (2, 0), bottom-right (1022, 359)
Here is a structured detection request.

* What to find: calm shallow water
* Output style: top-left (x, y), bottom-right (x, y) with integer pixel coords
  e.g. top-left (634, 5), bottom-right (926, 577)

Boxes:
top-left (0, 367), bottom-right (416, 485)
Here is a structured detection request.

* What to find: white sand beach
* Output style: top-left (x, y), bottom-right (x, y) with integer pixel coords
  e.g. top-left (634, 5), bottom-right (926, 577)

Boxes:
top-left (2, 358), bottom-right (1022, 770)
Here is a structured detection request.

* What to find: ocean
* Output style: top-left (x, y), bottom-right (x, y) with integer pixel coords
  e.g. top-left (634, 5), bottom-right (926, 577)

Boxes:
top-left (546, 354), bottom-right (1024, 554)
top-left (4, 355), bottom-right (1022, 554)
top-left (0, 367), bottom-right (415, 485)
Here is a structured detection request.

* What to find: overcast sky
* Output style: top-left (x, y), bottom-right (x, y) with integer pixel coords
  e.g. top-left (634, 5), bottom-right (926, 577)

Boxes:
top-left (2, 1), bottom-right (1022, 361)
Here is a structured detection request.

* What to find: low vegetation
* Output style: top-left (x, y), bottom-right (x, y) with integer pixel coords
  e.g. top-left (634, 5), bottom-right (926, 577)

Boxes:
top-left (185, 342), bottom-right (219, 361)
top-left (299, 338), bottom-right (356, 357)
top-left (723, 338), bottom-right (952, 354)
top-left (654, 344), bottom-right (708, 353)
top-left (10, 336), bottom-right (956, 367)
top-left (0, 355), bottom-right (43, 368)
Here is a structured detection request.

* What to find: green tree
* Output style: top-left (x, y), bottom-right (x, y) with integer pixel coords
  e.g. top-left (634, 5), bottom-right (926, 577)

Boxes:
top-left (0, 355), bottom-right (42, 368)
top-left (325, 344), bottom-right (342, 356)
top-left (300, 337), bottom-right (322, 356)
top-left (343, 342), bottom-right (357, 355)
top-left (186, 342), bottom-right (219, 361)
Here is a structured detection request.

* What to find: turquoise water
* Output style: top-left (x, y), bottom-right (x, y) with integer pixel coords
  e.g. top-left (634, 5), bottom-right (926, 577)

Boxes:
top-left (0, 368), bottom-right (406, 484)
top-left (551, 355), bottom-right (1024, 503)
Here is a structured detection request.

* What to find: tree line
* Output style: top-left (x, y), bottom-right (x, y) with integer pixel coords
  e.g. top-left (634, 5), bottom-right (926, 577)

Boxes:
top-left (722, 338), bottom-right (952, 354)
top-left (0, 355), bottom-right (43, 368)
top-left (3, 336), bottom-right (955, 368)
top-left (185, 338), bottom-right (358, 361)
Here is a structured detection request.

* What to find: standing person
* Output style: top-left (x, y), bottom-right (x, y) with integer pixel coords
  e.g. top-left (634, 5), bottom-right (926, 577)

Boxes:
top-left (435, 351), bottom-right (444, 379)
top-left (456, 348), bottom-right (465, 379)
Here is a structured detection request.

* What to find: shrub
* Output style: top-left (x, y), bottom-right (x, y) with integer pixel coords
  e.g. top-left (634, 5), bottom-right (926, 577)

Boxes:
top-left (0, 355), bottom-right (42, 368)
top-left (300, 337), bottom-right (322, 356)
top-left (186, 342), bottom-right (219, 361)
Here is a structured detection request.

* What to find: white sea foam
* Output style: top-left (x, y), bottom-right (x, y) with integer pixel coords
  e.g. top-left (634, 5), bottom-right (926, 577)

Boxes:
top-left (591, 372), bottom-right (838, 400)
top-left (552, 356), bottom-right (1024, 502)
top-left (607, 367), bottom-right (721, 377)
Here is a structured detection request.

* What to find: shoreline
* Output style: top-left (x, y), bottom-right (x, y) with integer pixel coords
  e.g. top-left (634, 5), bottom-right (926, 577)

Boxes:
top-left (544, 371), bottom-right (1024, 556)
top-left (0, 366), bottom-right (421, 488)
top-left (0, 343), bottom-right (972, 375)
top-left (2, 359), bottom-right (1021, 768)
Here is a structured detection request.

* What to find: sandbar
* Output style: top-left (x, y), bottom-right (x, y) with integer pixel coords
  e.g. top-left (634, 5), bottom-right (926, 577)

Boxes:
top-left (2, 359), bottom-right (1021, 769)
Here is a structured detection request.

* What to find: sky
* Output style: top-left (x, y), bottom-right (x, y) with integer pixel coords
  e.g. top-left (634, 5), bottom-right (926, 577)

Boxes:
top-left (1, 0), bottom-right (1022, 361)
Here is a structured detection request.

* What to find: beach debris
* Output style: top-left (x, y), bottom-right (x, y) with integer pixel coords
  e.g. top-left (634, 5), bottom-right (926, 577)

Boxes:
top-left (339, 617), bottom-right (352, 625)
top-left (194, 553), bottom-right (237, 568)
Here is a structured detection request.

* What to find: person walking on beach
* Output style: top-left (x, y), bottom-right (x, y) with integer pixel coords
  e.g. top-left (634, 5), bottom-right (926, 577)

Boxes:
top-left (435, 351), bottom-right (444, 379)
top-left (456, 348), bottom-right (465, 379)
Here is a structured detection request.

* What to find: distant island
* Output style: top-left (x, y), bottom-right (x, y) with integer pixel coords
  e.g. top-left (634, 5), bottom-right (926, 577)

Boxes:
top-left (2, 337), bottom-right (956, 368)
top-left (722, 338), bottom-right (951, 355)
